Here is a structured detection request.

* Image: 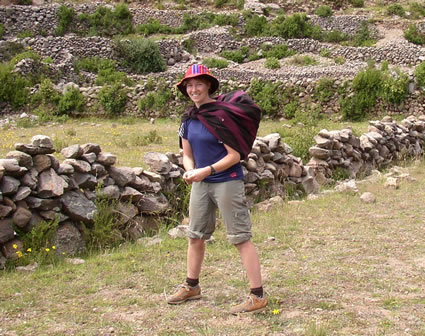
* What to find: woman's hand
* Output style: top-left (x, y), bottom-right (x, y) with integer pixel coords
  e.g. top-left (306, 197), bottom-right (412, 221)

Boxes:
top-left (183, 167), bottom-right (211, 184)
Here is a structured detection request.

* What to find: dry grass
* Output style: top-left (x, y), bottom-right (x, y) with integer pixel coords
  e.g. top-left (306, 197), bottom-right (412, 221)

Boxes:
top-left (0, 157), bottom-right (424, 335)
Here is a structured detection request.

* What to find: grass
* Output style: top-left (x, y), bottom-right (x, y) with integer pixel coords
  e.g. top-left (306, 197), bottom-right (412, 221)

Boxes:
top-left (0, 117), bottom-right (369, 168)
top-left (1, 150), bottom-right (424, 334)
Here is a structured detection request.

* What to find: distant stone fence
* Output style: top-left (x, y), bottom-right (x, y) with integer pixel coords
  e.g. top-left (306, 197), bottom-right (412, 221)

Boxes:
top-left (1, 115), bottom-right (424, 267)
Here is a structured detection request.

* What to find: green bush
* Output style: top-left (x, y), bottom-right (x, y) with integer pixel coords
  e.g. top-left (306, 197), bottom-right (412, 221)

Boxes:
top-left (323, 30), bottom-right (349, 43)
top-left (248, 79), bottom-right (282, 117)
top-left (245, 14), bottom-right (268, 36)
top-left (386, 4), bottom-right (406, 17)
top-left (271, 13), bottom-right (321, 39)
top-left (408, 2), bottom-right (425, 19)
top-left (320, 48), bottom-right (331, 57)
top-left (414, 61), bottom-right (425, 88)
top-left (352, 21), bottom-right (376, 47)
top-left (56, 5), bottom-right (75, 36)
top-left (57, 86), bottom-right (85, 115)
top-left (213, 13), bottom-right (239, 26)
top-left (0, 42), bottom-right (25, 62)
top-left (182, 37), bottom-right (196, 54)
top-left (279, 126), bottom-right (318, 163)
top-left (10, 50), bottom-right (42, 67)
top-left (203, 57), bottom-right (228, 69)
top-left (79, 3), bottom-right (133, 36)
top-left (262, 44), bottom-right (296, 59)
top-left (314, 77), bottom-right (335, 102)
top-left (283, 101), bottom-right (298, 119)
top-left (350, 0), bottom-right (364, 8)
top-left (98, 83), bottom-right (128, 116)
top-left (136, 18), bottom-right (173, 36)
top-left (315, 5), bottom-right (333, 17)
top-left (379, 68), bottom-right (409, 105)
top-left (341, 64), bottom-right (383, 121)
top-left (220, 46), bottom-right (250, 63)
top-left (334, 56), bottom-right (346, 64)
top-left (404, 24), bottom-right (425, 45)
top-left (74, 56), bottom-right (116, 73)
top-left (114, 38), bottom-right (166, 74)
top-left (264, 57), bottom-right (281, 69)
top-left (137, 85), bottom-right (172, 116)
top-left (31, 78), bottom-right (61, 107)
top-left (0, 63), bottom-right (29, 109)
top-left (96, 68), bottom-right (133, 86)
top-left (288, 55), bottom-right (318, 66)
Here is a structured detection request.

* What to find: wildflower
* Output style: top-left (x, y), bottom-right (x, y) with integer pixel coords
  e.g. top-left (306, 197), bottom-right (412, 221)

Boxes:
top-left (272, 309), bottom-right (280, 315)
top-left (45, 248), bottom-right (50, 252)
top-left (27, 248), bottom-right (32, 252)
top-left (16, 251), bottom-right (23, 258)
top-left (13, 244), bottom-right (18, 249)
top-left (52, 246), bottom-right (56, 250)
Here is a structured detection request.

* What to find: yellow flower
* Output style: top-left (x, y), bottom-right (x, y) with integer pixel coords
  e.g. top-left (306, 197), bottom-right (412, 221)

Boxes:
top-left (12, 244), bottom-right (18, 249)
top-left (45, 248), bottom-right (50, 252)
top-left (272, 309), bottom-right (280, 315)
top-left (52, 246), bottom-right (56, 250)
top-left (27, 248), bottom-right (32, 252)
top-left (16, 251), bottom-right (23, 258)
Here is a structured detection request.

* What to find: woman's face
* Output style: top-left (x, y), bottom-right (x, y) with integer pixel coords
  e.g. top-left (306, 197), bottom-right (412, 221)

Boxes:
top-left (185, 78), bottom-right (211, 107)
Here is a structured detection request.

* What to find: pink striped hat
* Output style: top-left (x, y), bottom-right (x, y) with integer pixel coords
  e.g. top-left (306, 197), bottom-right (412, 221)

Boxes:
top-left (176, 64), bottom-right (219, 97)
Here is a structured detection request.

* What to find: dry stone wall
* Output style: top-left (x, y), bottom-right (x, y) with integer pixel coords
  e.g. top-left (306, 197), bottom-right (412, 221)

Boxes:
top-left (1, 115), bottom-right (425, 267)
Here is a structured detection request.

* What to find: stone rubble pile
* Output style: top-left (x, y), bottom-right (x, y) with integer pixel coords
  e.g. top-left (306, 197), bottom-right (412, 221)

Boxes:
top-left (307, 115), bottom-right (425, 183)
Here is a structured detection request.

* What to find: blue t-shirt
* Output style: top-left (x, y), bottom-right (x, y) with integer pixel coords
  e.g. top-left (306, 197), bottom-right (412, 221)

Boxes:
top-left (182, 119), bottom-right (243, 183)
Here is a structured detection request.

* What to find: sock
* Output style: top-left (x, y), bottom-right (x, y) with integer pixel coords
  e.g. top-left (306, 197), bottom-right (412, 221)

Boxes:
top-left (250, 286), bottom-right (264, 298)
top-left (186, 277), bottom-right (199, 287)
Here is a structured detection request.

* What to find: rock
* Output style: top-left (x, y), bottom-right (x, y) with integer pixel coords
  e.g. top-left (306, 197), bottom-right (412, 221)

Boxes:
top-left (82, 152), bottom-right (96, 163)
top-left (262, 133), bottom-right (281, 150)
top-left (81, 143), bottom-right (101, 155)
top-left (57, 163), bottom-right (74, 175)
top-left (31, 135), bottom-right (54, 149)
top-left (61, 190), bottom-right (97, 224)
top-left (0, 205), bottom-right (13, 218)
top-left (1, 239), bottom-right (23, 259)
top-left (6, 151), bottom-right (33, 168)
top-left (61, 144), bottom-right (83, 159)
top-left (120, 186), bottom-right (144, 202)
top-left (53, 221), bottom-right (85, 256)
top-left (13, 186), bottom-right (31, 201)
top-left (309, 147), bottom-right (330, 160)
top-left (97, 152), bottom-right (117, 166)
top-left (16, 263), bottom-right (39, 272)
top-left (26, 197), bottom-right (60, 210)
top-left (168, 225), bottom-right (188, 239)
top-left (115, 202), bottom-right (139, 224)
top-left (21, 169), bottom-right (38, 189)
top-left (136, 193), bottom-right (170, 214)
top-left (15, 143), bottom-right (55, 155)
top-left (108, 167), bottom-right (136, 187)
top-left (12, 207), bottom-right (33, 228)
top-left (98, 185), bottom-right (120, 199)
top-left (62, 159), bottom-right (91, 173)
top-left (37, 168), bottom-right (68, 198)
top-left (33, 154), bottom-right (52, 172)
top-left (0, 159), bottom-right (20, 173)
top-left (144, 152), bottom-right (172, 174)
top-left (384, 177), bottom-right (399, 189)
top-left (91, 163), bottom-right (107, 177)
top-left (360, 192), bottom-right (376, 203)
top-left (73, 172), bottom-right (97, 189)
top-left (335, 179), bottom-right (358, 193)
top-left (0, 176), bottom-right (20, 195)
top-left (142, 170), bottom-right (163, 183)
top-left (0, 218), bottom-right (14, 244)
top-left (301, 176), bottom-right (320, 194)
top-left (65, 258), bottom-right (86, 265)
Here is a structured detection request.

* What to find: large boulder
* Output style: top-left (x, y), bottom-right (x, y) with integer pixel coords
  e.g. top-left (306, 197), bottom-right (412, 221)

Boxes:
top-left (144, 152), bottom-right (172, 174)
top-left (61, 190), bottom-right (97, 224)
top-left (0, 218), bottom-right (14, 244)
top-left (53, 221), bottom-right (85, 256)
top-left (37, 169), bottom-right (68, 198)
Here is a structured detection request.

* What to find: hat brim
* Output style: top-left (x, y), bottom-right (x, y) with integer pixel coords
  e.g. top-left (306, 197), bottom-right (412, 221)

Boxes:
top-left (177, 74), bottom-right (219, 97)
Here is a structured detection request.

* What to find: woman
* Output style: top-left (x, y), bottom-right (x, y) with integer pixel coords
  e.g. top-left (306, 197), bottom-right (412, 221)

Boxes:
top-left (167, 64), bottom-right (267, 314)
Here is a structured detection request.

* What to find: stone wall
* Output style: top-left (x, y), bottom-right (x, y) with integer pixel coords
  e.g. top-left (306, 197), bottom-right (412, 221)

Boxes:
top-left (1, 115), bottom-right (424, 267)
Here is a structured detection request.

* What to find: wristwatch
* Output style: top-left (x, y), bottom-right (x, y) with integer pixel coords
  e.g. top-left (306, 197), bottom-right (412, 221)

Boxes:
top-left (209, 165), bottom-right (216, 175)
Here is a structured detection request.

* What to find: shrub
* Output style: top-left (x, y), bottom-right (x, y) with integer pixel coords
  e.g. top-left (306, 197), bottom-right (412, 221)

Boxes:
top-left (137, 87), bottom-right (172, 116)
top-left (350, 0), bottom-right (364, 8)
top-left (271, 13), bottom-right (320, 39)
top-left (10, 50), bottom-right (41, 67)
top-left (334, 56), bottom-right (346, 64)
top-left (57, 87), bottom-right (85, 115)
top-left (404, 24), bottom-right (425, 45)
top-left (0, 24), bottom-right (4, 39)
top-left (79, 3), bottom-right (133, 36)
top-left (182, 37), bottom-right (196, 54)
top-left (380, 68), bottom-right (409, 105)
top-left (213, 13), bottom-right (239, 26)
top-left (408, 2), bottom-right (425, 19)
top-left (203, 57), bottom-right (228, 69)
top-left (220, 47), bottom-right (249, 63)
top-left (136, 18), bottom-right (173, 36)
top-left (56, 5), bottom-right (75, 36)
top-left (314, 77), bottom-right (335, 102)
top-left (414, 61), bottom-right (425, 88)
top-left (283, 101), bottom-right (298, 119)
top-left (320, 48), bottom-right (331, 57)
top-left (386, 4), bottom-right (406, 17)
top-left (0, 41), bottom-right (25, 62)
top-left (0, 63), bottom-right (29, 109)
top-left (215, 0), bottom-right (228, 8)
top-left (323, 30), bottom-right (349, 43)
top-left (279, 126), bottom-right (318, 163)
top-left (288, 55), bottom-right (318, 66)
top-left (263, 44), bottom-right (296, 59)
top-left (98, 83), bottom-right (128, 116)
top-left (248, 79), bottom-right (281, 117)
top-left (96, 68), bottom-right (133, 86)
top-left (353, 21), bottom-right (376, 47)
top-left (245, 14), bottom-right (268, 36)
top-left (264, 57), bottom-right (281, 69)
top-left (315, 5), bottom-right (333, 17)
top-left (114, 38), bottom-right (166, 74)
top-left (74, 56), bottom-right (116, 73)
top-left (130, 130), bottom-right (163, 146)
top-left (341, 64), bottom-right (382, 121)
top-left (31, 78), bottom-right (61, 107)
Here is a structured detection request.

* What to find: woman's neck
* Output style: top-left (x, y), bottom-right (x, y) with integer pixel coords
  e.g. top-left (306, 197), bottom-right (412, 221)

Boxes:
top-left (194, 98), bottom-right (215, 108)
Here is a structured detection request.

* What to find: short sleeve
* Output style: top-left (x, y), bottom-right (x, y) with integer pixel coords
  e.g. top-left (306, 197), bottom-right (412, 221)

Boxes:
top-left (179, 120), bottom-right (189, 139)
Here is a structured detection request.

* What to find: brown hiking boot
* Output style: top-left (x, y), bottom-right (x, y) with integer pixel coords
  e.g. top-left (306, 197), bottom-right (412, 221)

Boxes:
top-left (230, 294), bottom-right (268, 314)
top-left (167, 284), bottom-right (201, 305)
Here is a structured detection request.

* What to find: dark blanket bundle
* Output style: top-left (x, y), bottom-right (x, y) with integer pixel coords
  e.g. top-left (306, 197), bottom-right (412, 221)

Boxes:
top-left (179, 91), bottom-right (262, 159)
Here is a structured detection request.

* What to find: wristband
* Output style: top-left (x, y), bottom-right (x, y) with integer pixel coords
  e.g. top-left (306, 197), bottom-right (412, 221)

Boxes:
top-left (209, 165), bottom-right (216, 175)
